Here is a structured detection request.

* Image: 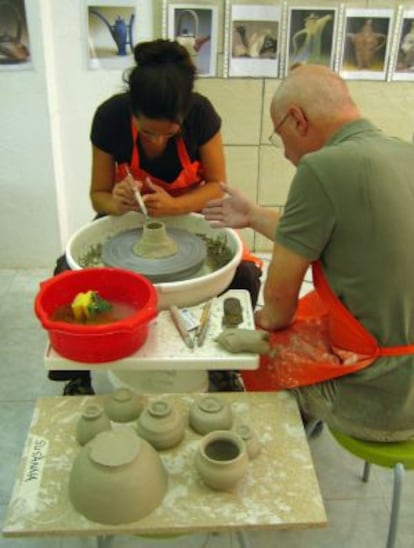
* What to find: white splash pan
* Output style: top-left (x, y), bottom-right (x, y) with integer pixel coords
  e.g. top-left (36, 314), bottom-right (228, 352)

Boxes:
top-left (65, 212), bottom-right (243, 310)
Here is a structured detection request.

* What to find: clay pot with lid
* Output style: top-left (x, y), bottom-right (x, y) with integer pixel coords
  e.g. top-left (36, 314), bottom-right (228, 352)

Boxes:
top-left (76, 403), bottom-right (112, 446)
top-left (189, 395), bottom-right (233, 435)
top-left (195, 430), bottom-right (248, 490)
top-left (69, 429), bottom-right (168, 524)
top-left (104, 388), bottom-right (144, 422)
top-left (136, 399), bottom-right (185, 450)
top-left (233, 424), bottom-right (261, 460)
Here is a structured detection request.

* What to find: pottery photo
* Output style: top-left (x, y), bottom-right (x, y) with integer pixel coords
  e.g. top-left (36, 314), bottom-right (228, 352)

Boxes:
top-left (189, 395), bottom-right (233, 435)
top-left (104, 388), bottom-right (144, 423)
top-left (75, 403), bottom-right (112, 446)
top-left (136, 399), bottom-right (185, 450)
top-left (195, 430), bottom-right (249, 491)
top-left (69, 429), bottom-right (168, 525)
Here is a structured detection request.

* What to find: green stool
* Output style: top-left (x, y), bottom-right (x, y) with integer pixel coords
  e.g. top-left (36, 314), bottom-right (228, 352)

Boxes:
top-left (329, 428), bottom-right (414, 548)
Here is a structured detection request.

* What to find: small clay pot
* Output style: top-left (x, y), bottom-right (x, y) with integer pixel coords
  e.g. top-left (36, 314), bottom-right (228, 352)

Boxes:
top-left (76, 404), bottom-right (112, 446)
top-left (104, 388), bottom-right (144, 423)
top-left (69, 429), bottom-right (168, 525)
top-left (136, 400), bottom-right (185, 450)
top-left (195, 430), bottom-right (249, 490)
top-left (189, 395), bottom-right (233, 435)
top-left (233, 424), bottom-right (261, 460)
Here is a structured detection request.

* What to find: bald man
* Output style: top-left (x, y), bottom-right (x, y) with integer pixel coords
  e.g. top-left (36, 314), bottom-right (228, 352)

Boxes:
top-left (203, 65), bottom-right (414, 442)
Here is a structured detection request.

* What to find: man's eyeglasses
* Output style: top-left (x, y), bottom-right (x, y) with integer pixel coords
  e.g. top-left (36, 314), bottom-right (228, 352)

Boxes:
top-left (268, 112), bottom-right (290, 148)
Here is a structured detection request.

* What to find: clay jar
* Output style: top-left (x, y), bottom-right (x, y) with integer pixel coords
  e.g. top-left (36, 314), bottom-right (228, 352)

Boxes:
top-left (195, 430), bottom-right (249, 490)
top-left (234, 424), bottom-right (261, 460)
top-left (189, 395), bottom-right (233, 435)
top-left (136, 399), bottom-right (185, 450)
top-left (69, 429), bottom-right (168, 525)
top-left (76, 403), bottom-right (112, 446)
top-left (104, 388), bottom-right (143, 423)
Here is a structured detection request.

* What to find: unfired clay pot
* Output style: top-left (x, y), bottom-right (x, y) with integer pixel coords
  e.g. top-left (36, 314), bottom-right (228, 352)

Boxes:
top-left (234, 424), bottom-right (261, 460)
top-left (136, 399), bottom-right (185, 450)
top-left (104, 388), bottom-right (144, 422)
top-left (69, 429), bottom-right (168, 525)
top-left (189, 395), bottom-right (233, 435)
top-left (195, 430), bottom-right (248, 490)
top-left (76, 403), bottom-right (112, 446)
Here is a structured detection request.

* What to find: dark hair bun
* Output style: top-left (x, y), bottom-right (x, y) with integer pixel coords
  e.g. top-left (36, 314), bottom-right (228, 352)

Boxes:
top-left (134, 39), bottom-right (190, 67)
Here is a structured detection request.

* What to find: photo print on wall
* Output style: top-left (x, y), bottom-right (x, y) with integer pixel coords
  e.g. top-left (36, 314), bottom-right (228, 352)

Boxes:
top-left (390, 8), bottom-right (414, 81)
top-left (339, 8), bottom-right (394, 81)
top-left (85, 0), bottom-right (137, 70)
top-left (0, 0), bottom-right (32, 70)
top-left (167, 4), bottom-right (218, 77)
top-left (285, 6), bottom-right (338, 75)
top-left (226, 3), bottom-right (281, 78)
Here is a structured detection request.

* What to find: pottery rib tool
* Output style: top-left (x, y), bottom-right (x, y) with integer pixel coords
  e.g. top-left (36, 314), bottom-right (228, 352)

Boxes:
top-left (196, 299), bottom-right (214, 347)
top-left (125, 166), bottom-right (149, 219)
top-left (169, 305), bottom-right (194, 350)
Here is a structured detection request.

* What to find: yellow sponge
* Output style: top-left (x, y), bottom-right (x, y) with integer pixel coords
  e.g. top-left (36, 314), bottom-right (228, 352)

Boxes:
top-left (71, 291), bottom-right (95, 321)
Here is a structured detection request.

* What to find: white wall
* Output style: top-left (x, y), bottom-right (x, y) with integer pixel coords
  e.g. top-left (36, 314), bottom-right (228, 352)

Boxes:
top-left (0, 0), bottom-right (152, 268)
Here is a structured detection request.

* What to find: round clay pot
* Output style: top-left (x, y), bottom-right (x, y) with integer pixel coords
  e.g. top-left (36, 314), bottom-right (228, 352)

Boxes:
top-left (195, 430), bottom-right (248, 491)
top-left (136, 400), bottom-right (185, 450)
top-left (69, 429), bottom-right (168, 525)
top-left (189, 395), bottom-right (233, 435)
top-left (104, 388), bottom-right (144, 423)
top-left (233, 424), bottom-right (261, 460)
top-left (76, 404), bottom-right (112, 446)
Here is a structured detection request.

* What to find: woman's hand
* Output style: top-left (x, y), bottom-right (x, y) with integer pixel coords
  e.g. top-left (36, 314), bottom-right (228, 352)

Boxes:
top-left (143, 179), bottom-right (179, 216)
top-left (202, 183), bottom-right (253, 229)
top-left (112, 175), bottom-right (143, 215)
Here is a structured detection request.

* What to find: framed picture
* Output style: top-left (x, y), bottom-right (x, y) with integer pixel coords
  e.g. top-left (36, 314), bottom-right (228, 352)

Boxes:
top-left (226, 3), bottom-right (281, 78)
top-left (85, 0), bottom-right (152, 70)
top-left (167, 4), bottom-right (218, 77)
top-left (390, 9), bottom-right (414, 81)
top-left (0, 0), bottom-right (32, 70)
top-left (285, 7), bottom-right (338, 74)
top-left (339, 8), bottom-right (394, 81)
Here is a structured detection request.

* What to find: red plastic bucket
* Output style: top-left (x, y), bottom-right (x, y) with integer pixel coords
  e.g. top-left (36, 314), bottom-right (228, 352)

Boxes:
top-left (35, 268), bottom-right (158, 363)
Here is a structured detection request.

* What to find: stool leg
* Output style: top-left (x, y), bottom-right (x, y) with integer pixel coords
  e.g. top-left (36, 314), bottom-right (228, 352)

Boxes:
top-left (236, 530), bottom-right (252, 548)
top-left (362, 461), bottom-right (371, 482)
top-left (386, 462), bottom-right (404, 548)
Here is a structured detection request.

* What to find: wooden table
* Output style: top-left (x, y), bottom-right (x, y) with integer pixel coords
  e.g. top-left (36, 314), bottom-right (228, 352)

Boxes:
top-left (2, 392), bottom-right (326, 546)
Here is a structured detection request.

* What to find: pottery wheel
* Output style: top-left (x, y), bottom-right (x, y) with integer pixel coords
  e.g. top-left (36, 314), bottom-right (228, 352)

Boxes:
top-left (102, 228), bottom-right (207, 283)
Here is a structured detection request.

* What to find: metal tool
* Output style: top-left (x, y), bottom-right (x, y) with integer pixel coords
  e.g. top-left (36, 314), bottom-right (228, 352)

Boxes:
top-left (195, 299), bottom-right (214, 347)
top-left (169, 305), bottom-right (194, 349)
top-left (125, 166), bottom-right (149, 219)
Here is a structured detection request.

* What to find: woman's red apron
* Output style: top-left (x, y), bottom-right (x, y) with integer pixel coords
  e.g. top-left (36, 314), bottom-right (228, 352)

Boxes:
top-left (241, 261), bottom-right (414, 391)
top-left (115, 120), bottom-right (262, 268)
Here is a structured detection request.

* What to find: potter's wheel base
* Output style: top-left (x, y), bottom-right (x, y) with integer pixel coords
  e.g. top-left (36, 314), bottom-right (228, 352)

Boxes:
top-left (102, 228), bottom-right (207, 283)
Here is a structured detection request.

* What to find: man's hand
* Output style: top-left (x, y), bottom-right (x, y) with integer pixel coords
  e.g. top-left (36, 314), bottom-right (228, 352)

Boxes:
top-left (202, 183), bottom-right (253, 229)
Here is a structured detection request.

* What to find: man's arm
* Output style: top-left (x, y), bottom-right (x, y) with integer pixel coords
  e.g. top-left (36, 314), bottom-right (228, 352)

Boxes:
top-left (255, 242), bottom-right (311, 331)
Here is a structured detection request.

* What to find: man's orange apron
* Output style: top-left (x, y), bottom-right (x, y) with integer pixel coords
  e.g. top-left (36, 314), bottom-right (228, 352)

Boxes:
top-left (241, 261), bottom-right (414, 391)
top-left (116, 120), bottom-right (262, 268)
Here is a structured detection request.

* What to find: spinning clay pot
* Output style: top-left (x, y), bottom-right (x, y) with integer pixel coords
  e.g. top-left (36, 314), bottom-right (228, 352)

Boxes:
top-left (189, 395), bottom-right (233, 435)
top-left (136, 399), bottom-right (185, 450)
top-left (69, 429), bottom-right (168, 524)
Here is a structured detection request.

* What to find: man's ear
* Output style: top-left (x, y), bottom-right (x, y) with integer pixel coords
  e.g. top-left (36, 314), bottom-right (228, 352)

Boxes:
top-left (290, 105), bottom-right (308, 137)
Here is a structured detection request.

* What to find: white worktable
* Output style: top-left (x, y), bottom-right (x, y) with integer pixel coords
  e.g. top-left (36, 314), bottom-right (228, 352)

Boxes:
top-left (45, 289), bottom-right (260, 371)
top-left (2, 391), bottom-right (326, 542)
